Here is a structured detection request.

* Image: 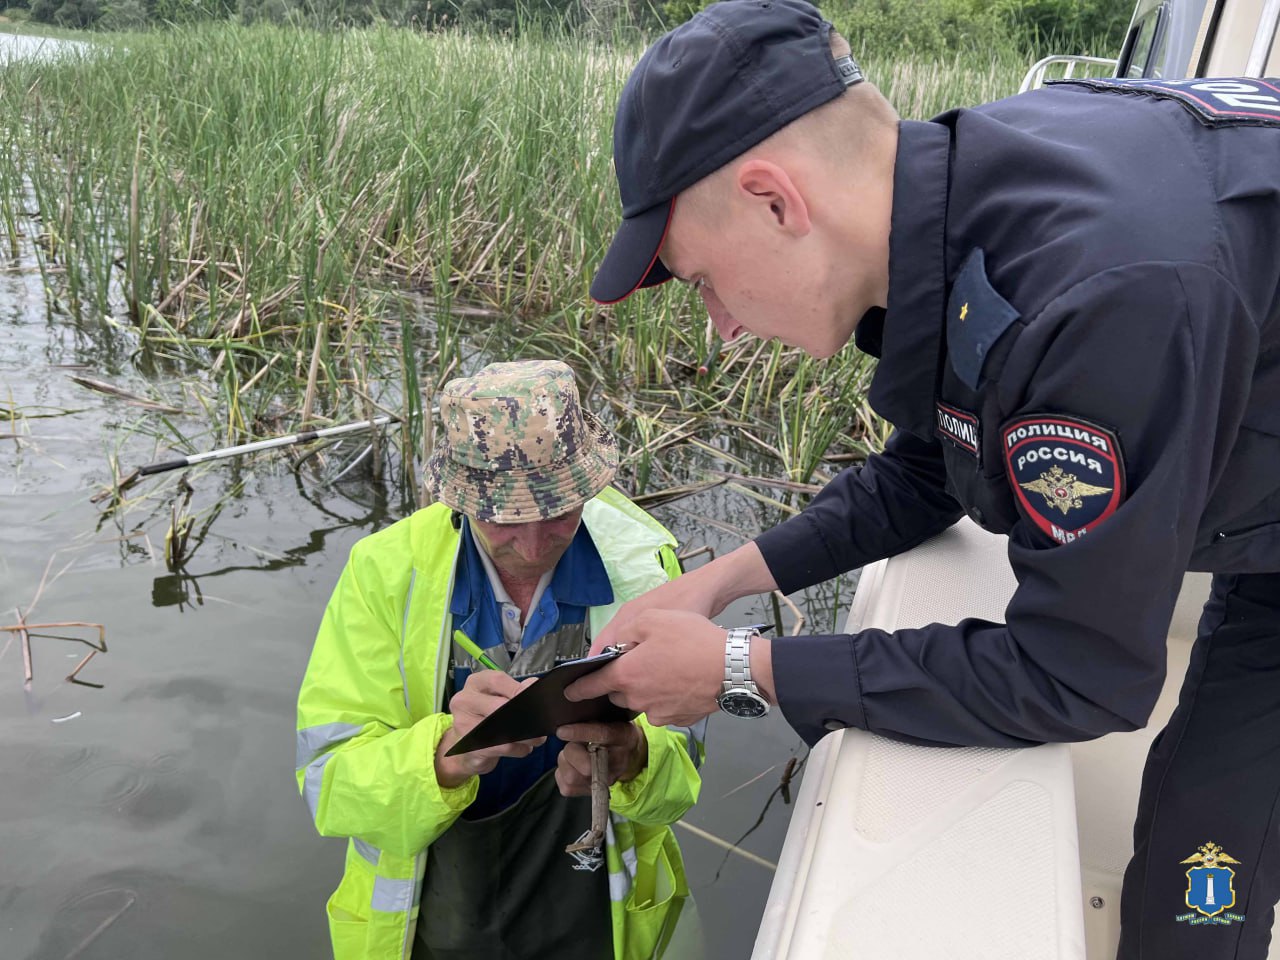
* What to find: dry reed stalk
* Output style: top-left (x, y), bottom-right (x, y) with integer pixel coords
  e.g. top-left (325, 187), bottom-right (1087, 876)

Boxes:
top-left (343, 384), bottom-right (400, 421)
top-left (26, 554), bottom-right (74, 619)
top-left (630, 480), bottom-right (725, 511)
top-left (725, 481), bottom-right (800, 516)
top-left (720, 762), bottom-right (784, 800)
top-left (18, 611), bottom-right (32, 688)
top-left (683, 437), bottom-right (750, 471)
top-left (703, 470), bottom-right (825, 496)
top-left (672, 821), bottom-right (777, 871)
top-left (236, 352), bottom-right (281, 398)
top-left (772, 589), bottom-right (805, 636)
top-left (154, 257), bottom-right (209, 315)
top-left (667, 505), bottom-right (753, 543)
top-left (1, 621), bottom-right (108, 644)
top-left (738, 429), bottom-right (784, 461)
top-left (301, 319), bottom-right (328, 427)
top-left (676, 544), bottom-right (715, 565)
top-left (355, 351), bottom-right (383, 484)
top-left (63, 892), bottom-right (136, 960)
top-left (0, 619), bottom-right (108, 687)
top-left (66, 648), bottom-right (102, 686)
top-left (68, 376), bottom-right (185, 415)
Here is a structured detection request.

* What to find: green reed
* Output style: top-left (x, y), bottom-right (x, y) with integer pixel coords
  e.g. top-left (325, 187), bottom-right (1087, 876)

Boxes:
top-left (0, 23), bottom-right (1029, 499)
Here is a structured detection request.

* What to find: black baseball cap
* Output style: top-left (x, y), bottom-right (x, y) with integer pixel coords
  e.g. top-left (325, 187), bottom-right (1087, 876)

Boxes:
top-left (590, 0), bottom-right (863, 305)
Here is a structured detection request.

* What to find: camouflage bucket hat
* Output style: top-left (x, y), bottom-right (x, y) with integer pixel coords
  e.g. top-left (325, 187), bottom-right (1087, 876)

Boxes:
top-left (424, 360), bottom-right (618, 523)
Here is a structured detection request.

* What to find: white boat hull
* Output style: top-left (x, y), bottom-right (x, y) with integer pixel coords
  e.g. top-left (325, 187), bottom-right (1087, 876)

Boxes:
top-left (752, 519), bottom-right (1261, 959)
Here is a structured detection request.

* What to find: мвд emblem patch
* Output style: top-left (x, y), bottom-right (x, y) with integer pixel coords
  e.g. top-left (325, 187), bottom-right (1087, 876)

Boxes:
top-left (1177, 842), bottom-right (1246, 926)
top-left (1002, 414), bottom-right (1125, 544)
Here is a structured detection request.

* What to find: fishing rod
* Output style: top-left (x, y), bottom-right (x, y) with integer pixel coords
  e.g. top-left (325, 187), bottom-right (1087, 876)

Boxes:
top-left (136, 415), bottom-right (399, 477)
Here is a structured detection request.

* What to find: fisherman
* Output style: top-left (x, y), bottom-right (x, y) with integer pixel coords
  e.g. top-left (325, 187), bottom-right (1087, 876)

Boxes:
top-left (295, 360), bottom-right (702, 960)
top-left (569, 2), bottom-right (1280, 957)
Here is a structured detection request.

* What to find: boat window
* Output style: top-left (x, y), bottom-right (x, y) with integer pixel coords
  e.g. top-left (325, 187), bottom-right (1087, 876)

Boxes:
top-left (1123, 3), bottom-right (1171, 76)
top-left (1166, 0), bottom-right (1212, 78)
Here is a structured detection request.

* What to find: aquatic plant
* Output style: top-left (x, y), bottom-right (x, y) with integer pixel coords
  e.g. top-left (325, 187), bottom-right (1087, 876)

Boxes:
top-left (0, 23), bottom-right (1028, 507)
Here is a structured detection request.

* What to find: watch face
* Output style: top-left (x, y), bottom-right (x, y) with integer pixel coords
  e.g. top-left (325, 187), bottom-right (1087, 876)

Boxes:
top-left (719, 691), bottom-right (769, 719)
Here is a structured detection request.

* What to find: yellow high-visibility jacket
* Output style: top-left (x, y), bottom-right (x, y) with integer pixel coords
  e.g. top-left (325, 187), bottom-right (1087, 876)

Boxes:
top-left (296, 487), bottom-right (703, 960)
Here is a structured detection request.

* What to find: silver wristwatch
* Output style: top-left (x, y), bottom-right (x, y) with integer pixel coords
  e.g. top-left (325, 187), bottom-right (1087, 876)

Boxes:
top-left (716, 626), bottom-right (770, 719)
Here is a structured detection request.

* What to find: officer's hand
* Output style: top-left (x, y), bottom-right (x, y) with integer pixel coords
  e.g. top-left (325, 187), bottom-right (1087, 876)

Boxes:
top-left (567, 610), bottom-right (727, 726)
top-left (554, 720), bottom-right (648, 797)
top-left (588, 542), bottom-right (776, 656)
top-left (588, 575), bottom-right (719, 656)
top-left (435, 672), bottom-right (546, 788)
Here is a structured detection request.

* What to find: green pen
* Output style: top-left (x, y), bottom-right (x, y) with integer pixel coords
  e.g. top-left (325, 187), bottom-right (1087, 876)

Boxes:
top-left (453, 630), bottom-right (502, 671)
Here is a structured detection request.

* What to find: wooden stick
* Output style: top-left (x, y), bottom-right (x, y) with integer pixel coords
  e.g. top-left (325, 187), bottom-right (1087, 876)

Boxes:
top-left (565, 743), bottom-right (609, 854)
top-left (0, 620), bottom-right (106, 646)
top-left (1, 619), bottom-right (108, 688)
top-left (588, 743), bottom-right (608, 839)
top-left (66, 648), bottom-right (101, 686)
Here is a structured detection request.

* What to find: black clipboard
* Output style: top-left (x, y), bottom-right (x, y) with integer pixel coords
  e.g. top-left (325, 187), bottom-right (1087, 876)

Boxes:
top-left (445, 648), bottom-right (636, 756)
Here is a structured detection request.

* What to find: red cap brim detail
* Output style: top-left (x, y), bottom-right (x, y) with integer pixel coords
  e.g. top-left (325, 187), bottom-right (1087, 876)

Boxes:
top-left (590, 199), bottom-right (676, 305)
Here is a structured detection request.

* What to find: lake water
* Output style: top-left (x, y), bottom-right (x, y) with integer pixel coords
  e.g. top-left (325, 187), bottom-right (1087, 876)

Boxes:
top-left (0, 101), bottom-right (859, 959)
top-left (0, 30), bottom-right (88, 64)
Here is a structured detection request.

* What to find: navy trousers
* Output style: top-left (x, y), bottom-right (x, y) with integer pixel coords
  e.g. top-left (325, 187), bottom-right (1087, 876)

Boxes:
top-left (1119, 572), bottom-right (1280, 959)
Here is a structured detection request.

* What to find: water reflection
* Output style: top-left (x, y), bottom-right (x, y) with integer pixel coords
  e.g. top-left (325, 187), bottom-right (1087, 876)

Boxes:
top-left (149, 476), bottom-right (391, 609)
top-left (36, 884), bottom-right (137, 960)
top-left (149, 518), bottom-right (366, 609)
top-left (2, 251), bottom-right (854, 960)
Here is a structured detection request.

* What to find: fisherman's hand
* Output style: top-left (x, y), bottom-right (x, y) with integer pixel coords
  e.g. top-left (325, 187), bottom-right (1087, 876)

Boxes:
top-left (567, 610), bottom-right (729, 726)
top-left (435, 672), bottom-right (546, 789)
top-left (554, 720), bottom-right (648, 797)
top-left (588, 542), bottom-right (777, 656)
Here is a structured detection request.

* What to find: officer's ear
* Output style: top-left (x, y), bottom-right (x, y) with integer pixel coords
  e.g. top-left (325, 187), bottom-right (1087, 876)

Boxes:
top-left (734, 159), bottom-right (812, 239)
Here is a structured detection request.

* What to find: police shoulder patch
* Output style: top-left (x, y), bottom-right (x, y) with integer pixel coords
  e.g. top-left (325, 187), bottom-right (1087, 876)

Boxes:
top-left (936, 401), bottom-right (981, 462)
top-left (1002, 414), bottom-right (1126, 545)
top-left (947, 248), bottom-right (1020, 390)
top-left (1049, 77), bottom-right (1280, 128)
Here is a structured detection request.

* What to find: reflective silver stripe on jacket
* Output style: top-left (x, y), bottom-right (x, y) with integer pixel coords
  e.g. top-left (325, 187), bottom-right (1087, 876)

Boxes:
top-left (371, 874), bottom-right (418, 913)
top-left (353, 838), bottom-right (380, 865)
top-left (606, 819), bottom-right (634, 902)
top-left (303, 751), bottom-right (335, 820)
top-left (609, 869), bottom-right (631, 902)
top-left (295, 721), bottom-right (364, 771)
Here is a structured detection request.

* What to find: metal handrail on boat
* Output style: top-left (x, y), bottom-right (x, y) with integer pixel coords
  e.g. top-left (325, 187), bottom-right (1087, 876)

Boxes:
top-left (1244, 0), bottom-right (1280, 75)
top-left (1019, 54), bottom-right (1120, 92)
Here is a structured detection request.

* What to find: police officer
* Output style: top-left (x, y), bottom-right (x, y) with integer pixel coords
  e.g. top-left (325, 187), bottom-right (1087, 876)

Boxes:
top-left (566, 1), bottom-right (1280, 957)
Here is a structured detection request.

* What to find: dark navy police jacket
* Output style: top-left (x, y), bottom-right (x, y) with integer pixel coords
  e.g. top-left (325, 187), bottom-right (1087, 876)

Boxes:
top-left (759, 78), bottom-right (1280, 748)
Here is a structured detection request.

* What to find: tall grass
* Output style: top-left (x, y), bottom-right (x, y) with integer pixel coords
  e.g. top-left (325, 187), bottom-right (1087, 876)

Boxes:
top-left (0, 23), bottom-right (1029, 499)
